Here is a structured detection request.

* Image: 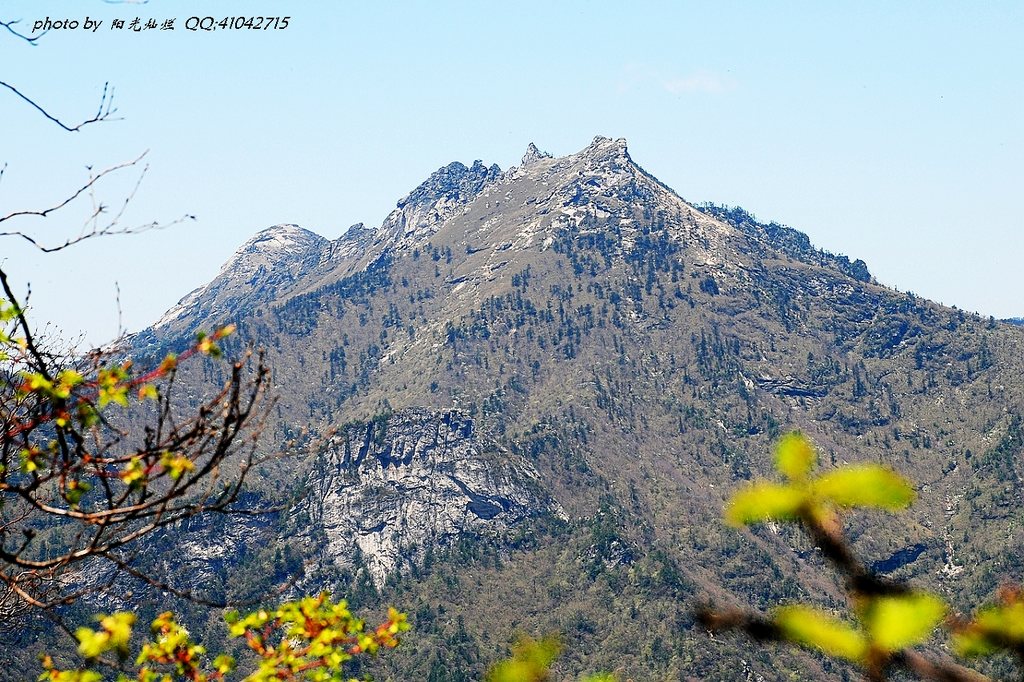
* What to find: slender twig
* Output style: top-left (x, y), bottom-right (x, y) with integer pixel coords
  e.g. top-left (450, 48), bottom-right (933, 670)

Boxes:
top-left (0, 19), bottom-right (45, 45)
top-left (0, 267), bottom-right (53, 379)
top-left (696, 605), bottom-right (995, 682)
top-left (0, 80), bottom-right (116, 132)
top-left (799, 505), bottom-right (911, 598)
top-left (897, 651), bottom-right (992, 682)
top-left (114, 281), bottom-right (124, 339)
top-left (0, 153), bottom-right (145, 225)
top-left (0, 152), bottom-right (197, 253)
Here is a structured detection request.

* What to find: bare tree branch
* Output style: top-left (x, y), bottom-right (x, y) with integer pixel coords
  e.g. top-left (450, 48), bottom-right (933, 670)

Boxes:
top-left (0, 18), bottom-right (289, 648)
top-left (0, 19), bottom-right (45, 45)
top-left (0, 79), bottom-right (117, 132)
top-left (0, 152), bottom-right (197, 252)
top-left (0, 154), bottom-right (144, 224)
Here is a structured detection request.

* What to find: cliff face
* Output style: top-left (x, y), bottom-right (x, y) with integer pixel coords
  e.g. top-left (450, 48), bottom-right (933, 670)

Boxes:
top-left (297, 408), bottom-right (561, 586)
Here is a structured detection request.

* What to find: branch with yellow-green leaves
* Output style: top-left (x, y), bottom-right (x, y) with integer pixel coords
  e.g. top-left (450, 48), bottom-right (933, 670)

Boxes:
top-left (697, 432), bottom-right (1024, 682)
top-left (484, 635), bottom-right (617, 682)
top-left (2, 278), bottom-right (271, 618)
top-left (39, 593), bottom-right (409, 682)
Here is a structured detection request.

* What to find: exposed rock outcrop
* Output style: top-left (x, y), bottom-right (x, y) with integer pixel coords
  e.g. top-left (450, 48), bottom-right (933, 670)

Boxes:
top-left (297, 408), bottom-right (561, 586)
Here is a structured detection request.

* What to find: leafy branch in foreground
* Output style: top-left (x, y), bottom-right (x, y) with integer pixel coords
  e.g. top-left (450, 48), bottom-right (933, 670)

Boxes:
top-left (2, 270), bottom-right (269, 620)
top-left (484, 635), bottom-right (615, 682)
top-left (697, 432), bottom-right (1024, 682)
top-left (39, 593), bottom-right (409, 681)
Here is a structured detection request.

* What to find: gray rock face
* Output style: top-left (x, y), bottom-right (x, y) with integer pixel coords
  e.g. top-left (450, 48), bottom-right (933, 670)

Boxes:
top-left (154, 224), bottom-right (328, 335)
top-left (381, 160), bottom-right (502, 247)
top-left (521, 142), bottom-right (553, 167)
top-left (398, 160), bottom-right (502, 212)
top-left (297, 408), bottom-right (561, 586)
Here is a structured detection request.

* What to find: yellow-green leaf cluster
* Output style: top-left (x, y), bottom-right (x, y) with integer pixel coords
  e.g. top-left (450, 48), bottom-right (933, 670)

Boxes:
top-left (773, 591), bottom-right (945, 666)
top-left (954, 589), bottom-right (1024, 657)
top-left (160, 451), bottom-right (195, 481)
top-left (775, 432), bottom-right (817, 481)
top-left (861, 592), bottom-right (946, 653)
top-left (40, 596), bottom-right (406, 681)
top-left (75, 613), bottom-right (135, 659)
top-left (38, 655), bottom-right (103, 682)
top-left (725, 432), bottom-right (915, 528)
top-left (96, 365), bottom-right (130, 408)
top-left (774, 605), bottom-right (867, 662)
top-left (0, 298), bottom-right (19, 349)
top-left (138, 383), bottom-right (159, 401)
top-left (121, 456), bottom-right (147, 488)
top-left (20, 446), bottom-right (45, 473)
top-left (813, 465), bottom-right (915, 510)
top-left (64, 478), bottom-right (92, 507)
top-left (136, 611), bottom-right (224, 682)
top-left (725, 482), bottom-right (804, 526)
top-left (486, 635), bottom-right (561, 682)
top-left (231, 594), bottom-right (408, 682)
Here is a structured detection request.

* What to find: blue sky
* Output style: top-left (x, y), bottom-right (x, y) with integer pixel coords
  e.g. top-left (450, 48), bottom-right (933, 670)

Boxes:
top-left (1, 1), bottom-right (1021, 344)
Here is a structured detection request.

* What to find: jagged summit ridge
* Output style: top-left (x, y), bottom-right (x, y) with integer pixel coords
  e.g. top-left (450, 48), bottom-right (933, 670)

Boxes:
top-left (147, 136), bottom-right (875, 341)
top-left (397, 160), bottom-right (501, 210)
top-left (379, 159), bottom-right (502, 248)
top-left (581, 135), bottom-right (631, 163)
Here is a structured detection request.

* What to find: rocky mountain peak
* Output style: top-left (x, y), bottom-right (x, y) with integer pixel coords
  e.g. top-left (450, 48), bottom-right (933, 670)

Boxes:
top-left (320, 223), bottom-right (377, 267)
top-left (396, 160), bottom-right (501, 211)
top-left (225, 224), bottom-right (327, 271)
top-left (521, 142), bottom-right (553, 167)
top-left (578, 135), bottom-right (632, 167)
top-left (382, 159), bottom-right (502, 247)
top-left (243, 222), bottom-right (323, 246)
top-left (150, 223), bottom-right (327, 335)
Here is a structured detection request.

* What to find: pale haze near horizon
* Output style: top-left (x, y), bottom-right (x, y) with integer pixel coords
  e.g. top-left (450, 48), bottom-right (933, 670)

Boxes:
top-left (1, 1), bottom-right (1020, 346)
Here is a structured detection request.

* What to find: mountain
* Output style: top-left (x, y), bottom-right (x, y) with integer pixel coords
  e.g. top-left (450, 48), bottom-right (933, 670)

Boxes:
top-left (75, 137), bottom-right (1024, 680)
top-left (152, 223), bottom-right (329, 336)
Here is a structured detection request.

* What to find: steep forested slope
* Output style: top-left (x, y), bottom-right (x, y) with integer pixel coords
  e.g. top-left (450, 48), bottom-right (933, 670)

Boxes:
top-left (29, 137), bottom-right (1024, 681)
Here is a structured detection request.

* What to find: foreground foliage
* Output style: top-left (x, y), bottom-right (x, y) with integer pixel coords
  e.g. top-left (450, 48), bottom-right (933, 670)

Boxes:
top-left (700, 432), bottom-right (1024, 681)
top-left (484, 636), bottom-right (614, 682)
top-left (40, 593), bottom-right (408, 682)
top-left (2, 273), bottom-right (269, 618)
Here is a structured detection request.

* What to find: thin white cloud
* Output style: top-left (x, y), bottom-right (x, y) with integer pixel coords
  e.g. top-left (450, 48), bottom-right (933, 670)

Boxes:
top-left (615, 64), bottom-right (735, 96)
top-left (663, 70), bottom-right (733, 94)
